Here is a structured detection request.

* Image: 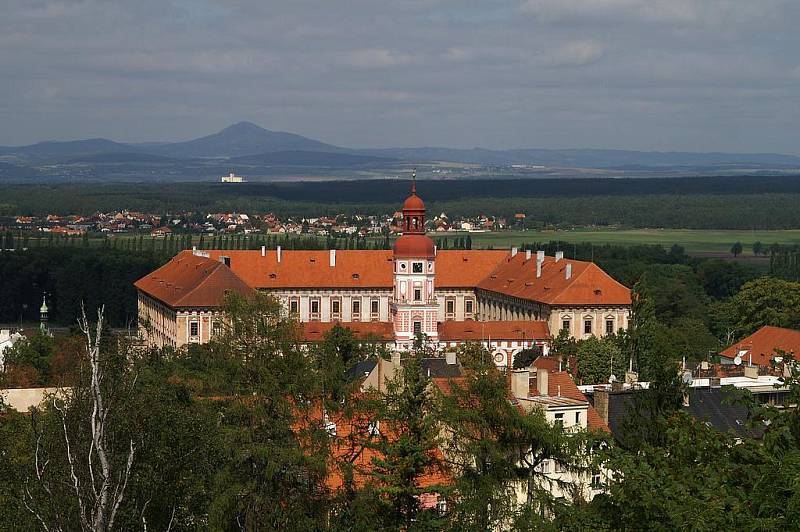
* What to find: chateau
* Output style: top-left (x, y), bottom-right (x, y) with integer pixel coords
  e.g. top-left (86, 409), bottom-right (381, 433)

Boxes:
top-left (135, 181), bottom-right (631, 367)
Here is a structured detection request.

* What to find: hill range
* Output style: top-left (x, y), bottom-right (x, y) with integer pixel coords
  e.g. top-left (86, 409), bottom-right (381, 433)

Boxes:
top-left (1, 121), bottom-right (799, 183)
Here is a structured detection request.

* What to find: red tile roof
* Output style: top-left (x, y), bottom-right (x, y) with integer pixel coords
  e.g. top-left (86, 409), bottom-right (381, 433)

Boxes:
top-left (138, 249), bottom-right (630, 310)
top-left (532, 356), bottom-right (562, 372)
top-left (295, 402), bottom-right (449, 492)
top-left (478, 254), bottom-right (631, 306)
top-left (529, 371), bottom-right (610, 433)
top-left (134, 252), bottom-right (253, 308)
top-left (300, 321), bottom-right (394, 342)
top-left (438, 320), bottom-right (550, 341)
top-left (203, 249), bottom-right (394, 289)
top-left (720, 326), bottom-right (800, 367)
top-left (435, 250), bottom-right (509, 287)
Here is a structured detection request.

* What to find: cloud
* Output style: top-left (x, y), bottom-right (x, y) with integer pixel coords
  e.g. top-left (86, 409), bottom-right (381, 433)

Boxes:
top-left (0, 0), bottom-right (798, 153)
top-left (342, 48), bottom-right (415, 69)
top-left (540, 40), bottom-right (605, 67)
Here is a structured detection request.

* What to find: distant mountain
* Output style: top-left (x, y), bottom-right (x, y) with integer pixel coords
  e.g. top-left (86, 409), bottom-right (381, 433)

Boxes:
top-left (140, 122), bottom-right (347, 159)
top-left (1, 138), bottom-right (132, 161)
top-left (3, 122), bottom-right (800, 171)
top-left (64, 152), bottom-right (179, 164)
top-left (230, 150), bottom-right (397, 167)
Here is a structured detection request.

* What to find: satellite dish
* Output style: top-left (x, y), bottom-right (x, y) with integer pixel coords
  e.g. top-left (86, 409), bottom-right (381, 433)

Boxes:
top-left (682, 371), bottom-right (693, 385)
top-left (733, 355), bottom-right (743, 366)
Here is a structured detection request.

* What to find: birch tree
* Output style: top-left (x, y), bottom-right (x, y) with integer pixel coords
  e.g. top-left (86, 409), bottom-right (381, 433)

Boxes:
top-left (23, 306), bottom-right (135, 532)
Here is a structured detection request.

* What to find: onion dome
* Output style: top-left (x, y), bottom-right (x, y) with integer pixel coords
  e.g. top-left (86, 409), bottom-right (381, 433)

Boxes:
top-left (393, 171), bottom-right (435, 259)
top-left (393, 233), bottom-right (436, 259)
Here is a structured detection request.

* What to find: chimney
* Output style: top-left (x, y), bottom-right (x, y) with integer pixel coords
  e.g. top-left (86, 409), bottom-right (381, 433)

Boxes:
top-left (594, 388), bottom-right (610, 424)
top-left (511, 247), bottom-right (518, 258)
top-left (277, 245), bottom-right (282, 263)
top-left (565, 263), bottom-right (572, 279)
top-left (536, 367), bottom-right (549, 396)
top-left (261, 245), bottom-right (266, 257)
top-left (555, 251), bottom-right (564, 262)
top-left (536, 250), bottom-right (544, 278)
top-left (329, 249), bottom-right (336, 267)
top-left (511, 369), bottom-right (530, 399)
top-left (445, 351), bottom-right (457, 365)
top-left (525, 250), bottom-right (532, 261)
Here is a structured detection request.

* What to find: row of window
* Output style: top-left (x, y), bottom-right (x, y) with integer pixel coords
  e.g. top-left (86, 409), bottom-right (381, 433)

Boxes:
top-left (562, 317), bottom-right (617, 335)
top-left (288, 297), bottom-right (381, 321)
top-left (188, 319), bottom-right (221, 339)
top-left (444, 298), bottom-right (475, 318)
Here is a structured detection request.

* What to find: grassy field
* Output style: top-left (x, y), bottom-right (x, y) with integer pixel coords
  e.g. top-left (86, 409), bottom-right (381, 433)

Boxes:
top-left (451, 229), bottom-right (800, 254)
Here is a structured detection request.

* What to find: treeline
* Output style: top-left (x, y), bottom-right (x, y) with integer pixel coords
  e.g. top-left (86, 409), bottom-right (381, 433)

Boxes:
top-left (5, 179), bottom-right (800, 229)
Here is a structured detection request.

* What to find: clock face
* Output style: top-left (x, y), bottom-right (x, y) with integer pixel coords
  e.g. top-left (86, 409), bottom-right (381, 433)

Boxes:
top-left (494, 352), bottom-right (505, 364)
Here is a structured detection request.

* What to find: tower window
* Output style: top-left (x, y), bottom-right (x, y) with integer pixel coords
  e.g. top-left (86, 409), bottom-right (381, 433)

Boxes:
top-left (414, 289), bottom-right (422, 302)
top-left (412, 262), bottom-right (423, 273)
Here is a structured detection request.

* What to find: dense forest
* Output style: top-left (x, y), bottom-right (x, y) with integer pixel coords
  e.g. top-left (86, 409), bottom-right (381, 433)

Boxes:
top-left (3, 176), bottom-right (800, 228)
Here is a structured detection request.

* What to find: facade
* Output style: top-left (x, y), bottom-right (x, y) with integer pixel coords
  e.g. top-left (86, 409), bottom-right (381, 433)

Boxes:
top-left (512, 366), bottom-right (609, 502)
top-left (221, 172), bottom-right (246, 183)
top-left (134, 182), bottom-right (631, 365)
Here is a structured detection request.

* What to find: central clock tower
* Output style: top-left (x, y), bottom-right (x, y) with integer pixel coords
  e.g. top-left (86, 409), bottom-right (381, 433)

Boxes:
top-left (391, 175), bottom-right (439, 350)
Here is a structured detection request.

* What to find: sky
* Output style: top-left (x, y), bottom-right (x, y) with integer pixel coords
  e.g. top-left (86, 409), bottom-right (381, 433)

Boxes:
top-left (2, 0), bottom-right (799, 153)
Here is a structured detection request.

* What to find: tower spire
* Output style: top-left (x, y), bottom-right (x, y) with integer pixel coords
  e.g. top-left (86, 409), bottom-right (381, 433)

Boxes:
top-left (411, 168), bottom-right (417, 195)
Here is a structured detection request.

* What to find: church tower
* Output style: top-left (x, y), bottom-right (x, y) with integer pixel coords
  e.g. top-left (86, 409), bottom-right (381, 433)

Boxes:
top-left (391, 173), bottom-right (438, 350)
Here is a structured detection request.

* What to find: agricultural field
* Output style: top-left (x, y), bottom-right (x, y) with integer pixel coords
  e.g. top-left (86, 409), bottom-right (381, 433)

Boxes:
top-left (455, 228), bottom-right (800, 255)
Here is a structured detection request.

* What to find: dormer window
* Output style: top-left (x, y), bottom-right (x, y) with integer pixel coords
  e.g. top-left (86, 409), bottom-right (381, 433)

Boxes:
top-left (352, 273), bottom-right (360, 280)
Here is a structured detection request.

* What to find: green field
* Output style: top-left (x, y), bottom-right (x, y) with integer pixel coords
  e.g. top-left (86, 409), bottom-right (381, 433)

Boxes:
top-left (451, 229), bottom-right (800, 254)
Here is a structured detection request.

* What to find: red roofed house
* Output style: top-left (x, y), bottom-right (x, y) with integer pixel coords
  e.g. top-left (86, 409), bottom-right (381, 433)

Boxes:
top-left (510, 367), bottom-right (609, 502)
top-left (135, 178), bottom-right (631, 363)
top-left (720, 325), bottom-right (800, 367)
